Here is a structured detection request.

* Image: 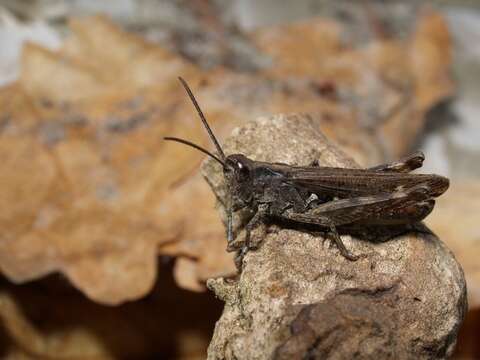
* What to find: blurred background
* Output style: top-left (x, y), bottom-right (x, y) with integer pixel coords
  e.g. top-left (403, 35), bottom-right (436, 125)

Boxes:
top-left (0, 0), bottom-right (479, 359)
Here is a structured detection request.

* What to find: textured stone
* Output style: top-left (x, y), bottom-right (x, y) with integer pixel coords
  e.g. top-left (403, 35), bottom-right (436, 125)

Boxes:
top-left (205, 114), bottom-right (467, 360)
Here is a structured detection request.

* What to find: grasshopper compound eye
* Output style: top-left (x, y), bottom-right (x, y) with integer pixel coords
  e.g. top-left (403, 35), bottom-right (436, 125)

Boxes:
top-left (236, 161), bottom-right (250, 180)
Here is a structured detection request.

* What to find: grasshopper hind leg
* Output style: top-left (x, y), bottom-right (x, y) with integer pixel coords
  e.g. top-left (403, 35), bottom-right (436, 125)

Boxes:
top-left (281, 209), bottom-right (362, 261)
top-left (369, 152), bottom-right (425, 173)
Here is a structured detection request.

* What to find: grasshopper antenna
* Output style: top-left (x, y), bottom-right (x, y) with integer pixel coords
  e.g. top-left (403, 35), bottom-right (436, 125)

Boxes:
top-left (178, 77), bottom-right (226, 161)
top-left (164, 136), bottom-right (225, 166)
top-left (170, 77), bottom-right (234, 248)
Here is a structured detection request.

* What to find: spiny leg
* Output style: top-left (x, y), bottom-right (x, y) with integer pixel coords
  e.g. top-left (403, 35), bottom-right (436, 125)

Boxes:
top-left (326, 222), bottom-right (359, 261)
top-left (282, 209), bottom-right (361, 261)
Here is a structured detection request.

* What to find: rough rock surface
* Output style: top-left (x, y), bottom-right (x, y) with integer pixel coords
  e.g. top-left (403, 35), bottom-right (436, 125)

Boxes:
top-left (204, 114), bottom-right (467, 360)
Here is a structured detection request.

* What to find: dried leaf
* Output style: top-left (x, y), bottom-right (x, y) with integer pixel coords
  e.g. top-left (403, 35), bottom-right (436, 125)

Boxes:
top-left (0, 17), bottom-right (211, 304)
top-left (252, 11), bottom-right (454, 159)
top-left (425, 180), bottom-right (480, 309)
top-left (0, 11), bottom-right (454, 306)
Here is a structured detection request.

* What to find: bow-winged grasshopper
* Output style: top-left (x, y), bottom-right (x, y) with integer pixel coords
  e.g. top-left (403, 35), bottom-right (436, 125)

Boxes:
top-left (166, 78), bottom-right (449, 269)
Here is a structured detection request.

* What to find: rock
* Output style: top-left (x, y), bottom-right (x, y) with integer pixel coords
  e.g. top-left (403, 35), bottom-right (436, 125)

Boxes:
top-left (204, 114), bottom-right (467, 360)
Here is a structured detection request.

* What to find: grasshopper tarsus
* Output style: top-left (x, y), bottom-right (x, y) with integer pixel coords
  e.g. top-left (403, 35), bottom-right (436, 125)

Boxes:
top-left (166, 78), bottom-right (450, 272)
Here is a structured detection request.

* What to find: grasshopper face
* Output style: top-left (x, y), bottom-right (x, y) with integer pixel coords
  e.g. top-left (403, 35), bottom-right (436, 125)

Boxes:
top-left (224, 154), bottom-right (254, 210)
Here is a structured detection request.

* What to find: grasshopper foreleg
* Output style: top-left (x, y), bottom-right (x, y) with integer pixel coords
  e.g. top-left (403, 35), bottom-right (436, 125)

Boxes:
top-left (234, 204), bottom-right (269, 270)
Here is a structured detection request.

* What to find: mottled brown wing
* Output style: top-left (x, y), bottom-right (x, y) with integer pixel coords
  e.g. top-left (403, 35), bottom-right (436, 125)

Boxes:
top-left (283, 167), bottom-right (448, 198)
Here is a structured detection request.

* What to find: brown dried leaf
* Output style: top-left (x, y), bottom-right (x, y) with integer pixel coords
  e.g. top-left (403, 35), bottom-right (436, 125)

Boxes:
top-left (21, 16), bottom-right (199, 102)
top-left (425, 180), bottom-right (480, 309)
top-left (0, 10), bottom-right (455, 305)
top-left (408, 9), bottom-right (453, 111)
top-left (252, 10), bottom-right (454, 159)
top-left (0, 16), bottom-right (213, 304)
top-left (252, 18), bottom-right (344, 79)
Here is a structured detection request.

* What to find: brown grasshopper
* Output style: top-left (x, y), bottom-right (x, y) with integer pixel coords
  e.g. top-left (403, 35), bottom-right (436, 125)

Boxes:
top-left (165, 78), bottom-right (449, 269)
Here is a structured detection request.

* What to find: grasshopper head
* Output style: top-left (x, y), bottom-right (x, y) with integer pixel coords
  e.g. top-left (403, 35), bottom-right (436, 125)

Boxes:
top-left (224, 154), bottom-right (254, 208)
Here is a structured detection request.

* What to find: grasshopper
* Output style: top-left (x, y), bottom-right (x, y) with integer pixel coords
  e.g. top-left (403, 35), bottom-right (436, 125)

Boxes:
top-left (165, 78), bottom-right (449, 269)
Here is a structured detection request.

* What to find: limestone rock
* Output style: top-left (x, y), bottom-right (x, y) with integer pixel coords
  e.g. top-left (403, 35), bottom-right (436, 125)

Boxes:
top-left (204, 114), bottom-right (467, 360)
